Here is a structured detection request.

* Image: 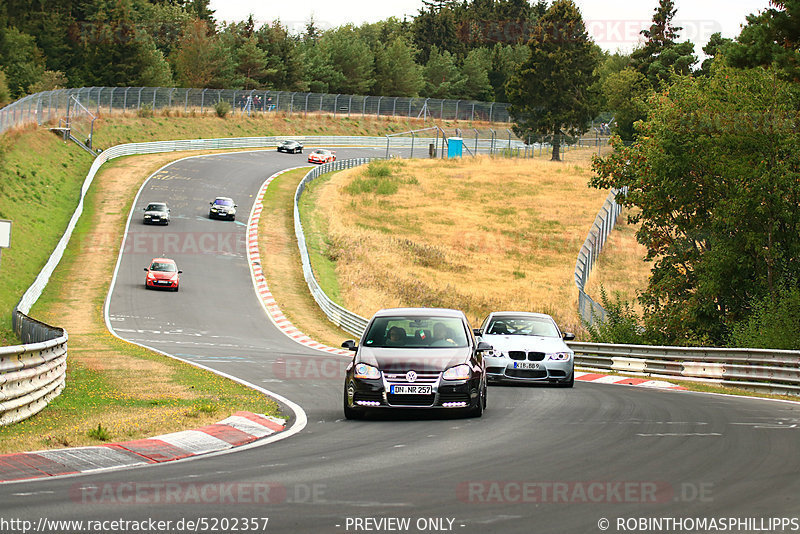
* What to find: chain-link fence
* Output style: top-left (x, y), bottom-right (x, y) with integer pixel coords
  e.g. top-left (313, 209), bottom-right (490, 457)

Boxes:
top-left (0, 87), bottom-right (515, 137)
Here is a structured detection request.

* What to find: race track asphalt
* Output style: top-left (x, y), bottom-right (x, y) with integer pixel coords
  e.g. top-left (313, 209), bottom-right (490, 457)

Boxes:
top-left (1, 148), bottom-right (798, 534)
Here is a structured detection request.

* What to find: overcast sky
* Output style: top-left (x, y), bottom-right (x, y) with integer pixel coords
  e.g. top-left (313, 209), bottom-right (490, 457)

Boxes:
top-left (208, 0), bottom-right (769, 53)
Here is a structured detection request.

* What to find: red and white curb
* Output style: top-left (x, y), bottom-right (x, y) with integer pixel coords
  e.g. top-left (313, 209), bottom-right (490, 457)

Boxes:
top-left (247, 167), bottom-right (350, 357)
top-left (575, 371), bottom-right (686, 390)
top-left (0, 412), bottom-right (285, 482)
top-left (246, 169), bottom-right (688, 392)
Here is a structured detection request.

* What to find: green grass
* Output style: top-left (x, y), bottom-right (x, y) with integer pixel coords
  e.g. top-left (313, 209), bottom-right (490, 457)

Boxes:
top-left (0, 128), bottom-right (93, 344)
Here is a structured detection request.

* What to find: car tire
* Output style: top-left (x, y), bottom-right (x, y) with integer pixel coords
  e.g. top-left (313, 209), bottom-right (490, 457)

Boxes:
top-left (343, 386), bottom-right (365, 420)
top-left (466, 384), bottom-right (485, 418)
top-left (558, 373), bottom-right (575, 388)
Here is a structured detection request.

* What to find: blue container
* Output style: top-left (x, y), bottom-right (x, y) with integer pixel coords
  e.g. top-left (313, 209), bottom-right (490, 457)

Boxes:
top-left (447, 137), bottom-right (463, 158)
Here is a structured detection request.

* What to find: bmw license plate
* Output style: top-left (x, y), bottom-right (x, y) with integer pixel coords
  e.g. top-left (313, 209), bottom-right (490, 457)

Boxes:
top-left (513, 362), bottom-right (540, 370)
top-left (390, 385), bottom-right (432, 395)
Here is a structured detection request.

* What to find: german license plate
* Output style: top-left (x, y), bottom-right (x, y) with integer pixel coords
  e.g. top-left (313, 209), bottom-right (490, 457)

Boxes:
top-left (513, 362), bottom-right (540, 370)
top-left (390, 385), bottom-right (432, 395)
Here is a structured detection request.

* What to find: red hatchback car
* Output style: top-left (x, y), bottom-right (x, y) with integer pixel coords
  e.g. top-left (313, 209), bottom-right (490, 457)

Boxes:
top-left (144, 258), bottom-right (181, 291)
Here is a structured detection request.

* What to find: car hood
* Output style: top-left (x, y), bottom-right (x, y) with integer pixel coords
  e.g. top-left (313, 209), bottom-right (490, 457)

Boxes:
top-left (481, 334), bottom-right (571, 354)
top-left (145, 210), bottom-right (167, 216)
top-left (149, 270), bottom-right (177, 280)
top-left (357, 346), bottom-right (469, 372)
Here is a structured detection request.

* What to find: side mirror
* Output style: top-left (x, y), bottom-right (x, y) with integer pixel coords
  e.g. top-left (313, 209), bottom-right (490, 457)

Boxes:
top-left (562, 332), bottom-right (575, 341)
top-left (209, 202), bottom-right (213, 205)
top-left (143, 267), bottom-right (148, 271)
top-left (342, 340), bottom-right (357, 351)
top-left (473, 328), bottom-right (482, 337)
top-left (476, 341), bottom-right (493, 352)
top-left (178, 270), bottom-right (183, 274)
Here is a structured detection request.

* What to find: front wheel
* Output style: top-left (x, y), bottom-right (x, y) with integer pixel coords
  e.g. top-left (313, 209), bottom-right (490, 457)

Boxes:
top-left (466, 384), bottom-right (485, 418)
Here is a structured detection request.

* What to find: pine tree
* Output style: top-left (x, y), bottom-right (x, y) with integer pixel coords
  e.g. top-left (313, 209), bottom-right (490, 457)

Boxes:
top-left (506, 0), bottom-right (599, 161)
top-left (630, 0), bottom-right (696, 89)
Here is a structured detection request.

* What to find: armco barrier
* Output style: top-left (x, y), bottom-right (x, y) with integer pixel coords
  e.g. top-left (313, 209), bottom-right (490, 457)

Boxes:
top-left (2, 312), bottom-right (67, 426)
top-left (568, 341), bottom-right (800, 395)
top-left (294, 159), bottom-right (372, 337)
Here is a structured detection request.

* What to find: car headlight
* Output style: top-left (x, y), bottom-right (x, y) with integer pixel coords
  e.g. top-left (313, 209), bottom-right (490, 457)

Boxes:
top-left (147, 273), bottom-right (155, 279)
top-left (354, 363), bottom-right (381, 380)
top-left (443, 364), bottom-right (471, 381)
top-left (547, 352), bottom-right (572, 361)
top-left (487, 350), bottom-right (505, 358)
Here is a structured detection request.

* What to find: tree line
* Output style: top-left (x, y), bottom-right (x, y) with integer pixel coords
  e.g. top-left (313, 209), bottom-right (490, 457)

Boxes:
top-left (0, 0), bottom-right (555, 105)
top-left (509, 0), bottom-right (799, 349)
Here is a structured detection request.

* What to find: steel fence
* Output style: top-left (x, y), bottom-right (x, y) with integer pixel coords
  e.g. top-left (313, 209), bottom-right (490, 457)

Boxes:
top-left (574, 188), bottom-right (627, 326)
top-left (0, 87), bottom-right (513, 137)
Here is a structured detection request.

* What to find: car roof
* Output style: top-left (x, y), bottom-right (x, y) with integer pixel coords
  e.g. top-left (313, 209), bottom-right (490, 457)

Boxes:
top-left (213, 196), bottom-right (234, 201)
top-left (488, 311), bottom-right (554, 320)
top-left (147, 202), bottom-right (167, 207)
top-left (372, 307), bottom-right (465, 319)
top-left (151, 257), bottom-right (176, 263)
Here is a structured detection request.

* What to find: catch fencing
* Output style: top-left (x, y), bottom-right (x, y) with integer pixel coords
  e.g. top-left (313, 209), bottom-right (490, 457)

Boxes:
top-left (574, 188), bottom-right (627, 325)
top-left (0, 87), bottom-right (512, 137)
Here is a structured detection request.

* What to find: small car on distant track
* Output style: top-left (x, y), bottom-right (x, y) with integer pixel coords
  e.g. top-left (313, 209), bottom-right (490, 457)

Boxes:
top-left (209, 197), bottom-right (237, 220)
top-left (142, 202), bottom-right (170, 225)
top-left (144, 257), bottom-right (181, 291)
top-left (477, 311), bottom-right (575, 387)
top-left (342, 308), bottom-right (491, 419)
top-left (308, 149), bottom-right (336, 164)
top-left (277, 140), bottom-right (304, 153)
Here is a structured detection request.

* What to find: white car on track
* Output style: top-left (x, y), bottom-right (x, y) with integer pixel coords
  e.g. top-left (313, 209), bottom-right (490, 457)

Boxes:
top-left (477, 311), bottom-right (575, 387)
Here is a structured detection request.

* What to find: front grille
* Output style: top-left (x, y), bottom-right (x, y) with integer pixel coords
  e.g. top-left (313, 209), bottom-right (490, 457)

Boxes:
top-left (505, 369), bottom-right (547, 379)
top-left (486, 367), bottom-right (506, 375)
top-left (384, 371), bottom-right (440, 384)
top-left (549, 370), bottom-right (567, 378)
top-left (386, 394), bottom-right (435, 407)
top-left (509, 351), bottom-right (526, 361)
top-left (528, 352), bottom-right (546, 361)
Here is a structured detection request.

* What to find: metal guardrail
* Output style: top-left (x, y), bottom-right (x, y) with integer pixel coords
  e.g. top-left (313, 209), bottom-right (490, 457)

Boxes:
top-left (0, 87), bottom-right (513, 137)
top-left (574, 187), bottom-right (627, 325)
top-left (2, 311), bottom-right (67, 425)
top-left (294, 159), bottom-right (373, 338)
top-left (568, 341), bottom-right (800, 395)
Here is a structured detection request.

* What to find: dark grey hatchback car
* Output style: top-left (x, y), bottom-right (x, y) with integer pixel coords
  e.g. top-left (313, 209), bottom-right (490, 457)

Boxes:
top-left (342, 308), bottom-right (491, 419)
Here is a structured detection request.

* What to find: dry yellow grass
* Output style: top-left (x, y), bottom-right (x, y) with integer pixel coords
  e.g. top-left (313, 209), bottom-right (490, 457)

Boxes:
top-left (312, 148), bottom-right (647, 334)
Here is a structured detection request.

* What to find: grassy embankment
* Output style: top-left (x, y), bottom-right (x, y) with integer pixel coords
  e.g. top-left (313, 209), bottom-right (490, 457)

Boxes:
top-left (0, 110), bottom-right (449, 452)
top-left (298, 150), bottom-right (649, 334)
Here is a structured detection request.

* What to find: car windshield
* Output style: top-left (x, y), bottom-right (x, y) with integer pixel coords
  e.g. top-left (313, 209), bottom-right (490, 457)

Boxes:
top-left (146, 204), bottom-right (166, 211)
top-left (150, 262), bottom-right (177, 272)
top-left (213, 199), bottom-right (233, 206)
top-left (485, 316), bottom-right (560, 337)
top-left (363, 316), bottom-right (468, 348)
top-left (281, 141), bottom-right (292, 145)
top-left (313, 150), bottom-right (326, 155)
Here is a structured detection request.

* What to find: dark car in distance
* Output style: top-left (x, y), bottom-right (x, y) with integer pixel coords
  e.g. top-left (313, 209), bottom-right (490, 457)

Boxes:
top-left (342, 308), bottom-right (491, 419)
top-left (142, 202), bottom-right (170, 225)
top-left (277, 140), bottom-right (303, 153)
